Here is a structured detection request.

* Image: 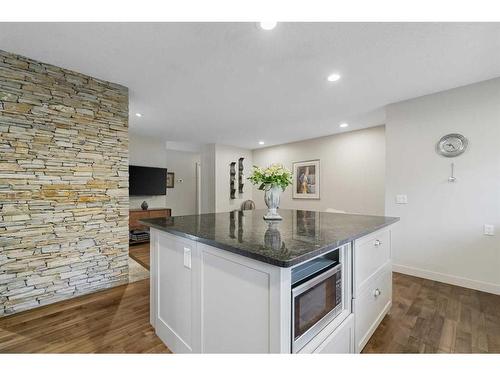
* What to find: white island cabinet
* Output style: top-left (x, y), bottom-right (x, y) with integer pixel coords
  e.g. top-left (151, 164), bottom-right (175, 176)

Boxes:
top-left (150, 230), bottom-right (291, 353)
top-left (144, 209), bottom-right (397, 354)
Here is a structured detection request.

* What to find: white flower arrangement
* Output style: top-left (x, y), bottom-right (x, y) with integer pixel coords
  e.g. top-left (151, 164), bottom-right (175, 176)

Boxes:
top-left (247, 163), bottom-right (293, 191)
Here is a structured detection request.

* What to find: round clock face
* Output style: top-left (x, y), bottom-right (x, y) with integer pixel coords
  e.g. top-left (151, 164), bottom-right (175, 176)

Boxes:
top-left (436, 133), bottom-right (468, 157)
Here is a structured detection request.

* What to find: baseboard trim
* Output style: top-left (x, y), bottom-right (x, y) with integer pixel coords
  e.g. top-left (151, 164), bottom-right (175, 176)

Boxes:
top-left (392, 263), bottom-right (500, 295)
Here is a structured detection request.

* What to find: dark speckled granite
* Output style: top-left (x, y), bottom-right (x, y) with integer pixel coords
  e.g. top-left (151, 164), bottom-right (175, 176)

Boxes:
top-left (140, 209), bottom-right (399, 268)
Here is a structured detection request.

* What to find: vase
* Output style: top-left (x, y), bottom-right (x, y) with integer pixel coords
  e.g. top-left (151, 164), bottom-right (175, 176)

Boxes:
top-left (263, 185), bottom-right (282, 220)
top-left (141, 200), bottom-right (148, 210)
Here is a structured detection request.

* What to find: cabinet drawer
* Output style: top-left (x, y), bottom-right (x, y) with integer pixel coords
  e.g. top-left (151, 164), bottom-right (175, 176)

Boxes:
top-left (130, 210), bottom-right (149, 229)
top-left (298, 314), bottom-right (354, 354)
top-left (149, 209), bottom-right (170, 218)
top-left (313, 314), bottom-right (354, 354)
top-left (354, 264), bottom-right (392, 353)
top-left (354, 228), bottom-right (390, 290)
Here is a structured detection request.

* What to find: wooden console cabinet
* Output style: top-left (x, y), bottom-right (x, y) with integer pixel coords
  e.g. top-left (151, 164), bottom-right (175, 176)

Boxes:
top-left (129, 209), bottom-right (171, 245)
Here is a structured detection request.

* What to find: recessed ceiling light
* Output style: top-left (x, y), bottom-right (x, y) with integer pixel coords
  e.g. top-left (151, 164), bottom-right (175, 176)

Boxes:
top-left (135, 113), bottom-right (142, 117)
top-left (258, 141), bottom-right (265, 145)
top-left (327, 73), bottom-right (341, 82)
top-left (259, 22), bottom-right (277, 31)
top-left (339, 123), bottom-right (349, 128)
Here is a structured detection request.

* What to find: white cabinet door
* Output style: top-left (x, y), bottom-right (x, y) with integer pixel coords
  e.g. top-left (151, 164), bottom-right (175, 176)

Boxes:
top-left (354, 228), bottom-right (391, 292)
top-left (199, 243), bottom-right (290, 353)
top-left (354, 262), bottom-right (392, 353)
top-left (201, 250), bottom-right (270, 353)
top-left (154, 232), bottom-right (200, 353)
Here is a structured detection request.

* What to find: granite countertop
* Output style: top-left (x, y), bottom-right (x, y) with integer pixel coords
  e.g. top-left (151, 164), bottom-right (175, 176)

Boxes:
top-left (140, 209), bottom-right (399, 267)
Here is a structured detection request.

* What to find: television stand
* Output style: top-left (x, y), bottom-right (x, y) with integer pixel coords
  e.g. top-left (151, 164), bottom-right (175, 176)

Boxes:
top-left (129, 208), bottom-right (171, 245)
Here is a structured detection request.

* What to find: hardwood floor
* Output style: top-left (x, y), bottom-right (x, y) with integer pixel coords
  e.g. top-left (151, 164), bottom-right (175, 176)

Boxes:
top-left (129, 243), bottom-right (150, 270)
top-left (363, 272), bottom-right (500, 353)
top-left (1, 264), bottom-right (499, 353)
top-left (0, 279), bottom-right (170, 353)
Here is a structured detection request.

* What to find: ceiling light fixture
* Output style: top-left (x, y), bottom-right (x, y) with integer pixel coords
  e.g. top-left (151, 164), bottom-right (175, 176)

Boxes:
top-left (259, 22), bottom-right (277, 31)
top-left (339, 123), bottom-right (349, 128)
top-left (258, 141), bottom-right (265, 145)
top-left (327, 73), bottom-right (341, 82)
top-left (135, 113), bottom-right (143, 117)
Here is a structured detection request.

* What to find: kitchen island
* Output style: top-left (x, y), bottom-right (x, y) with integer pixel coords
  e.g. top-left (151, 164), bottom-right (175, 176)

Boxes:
top-left (141, 209), bottom-right (398, 353)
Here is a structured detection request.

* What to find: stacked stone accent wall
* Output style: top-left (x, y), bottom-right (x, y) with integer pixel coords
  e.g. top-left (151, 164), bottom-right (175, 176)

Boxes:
top-left (0, 50), bottom-right (129, 316)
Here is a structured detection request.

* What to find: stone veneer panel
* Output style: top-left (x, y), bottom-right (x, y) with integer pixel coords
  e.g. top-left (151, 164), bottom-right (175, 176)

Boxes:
top-left (0, 50), bottom-right (129, 316)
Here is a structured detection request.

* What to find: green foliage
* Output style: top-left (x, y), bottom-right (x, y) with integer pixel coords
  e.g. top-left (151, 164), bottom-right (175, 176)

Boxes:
top-left (247, 163), bottom-right (293, 191)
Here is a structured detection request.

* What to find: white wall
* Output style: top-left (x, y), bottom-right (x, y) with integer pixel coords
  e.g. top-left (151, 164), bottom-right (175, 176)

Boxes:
top-left (129, 133), bottom-right (200, 216)
top-left (215, 144), bottom-right (253, 213)
top-left (200, 144), bottom-right (216, 214)
top-left (165, 150), bottom-right (200, 216)
top-left (251, 126), bottom-right (386, 215)
top-left (386, 78), bottom-right (500, 294)
top-left (129, 132), bottom-right (168, 209)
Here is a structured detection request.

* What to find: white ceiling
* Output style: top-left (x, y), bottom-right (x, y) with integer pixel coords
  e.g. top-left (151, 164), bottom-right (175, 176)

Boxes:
top-left (1, 23), bottom-right (499, 149)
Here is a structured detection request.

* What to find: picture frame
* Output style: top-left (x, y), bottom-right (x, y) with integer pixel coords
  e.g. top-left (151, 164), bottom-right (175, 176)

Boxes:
top-left (292, 159), bottom-right (320, 199)
top-left (166, 172), bottom-right (175, 188)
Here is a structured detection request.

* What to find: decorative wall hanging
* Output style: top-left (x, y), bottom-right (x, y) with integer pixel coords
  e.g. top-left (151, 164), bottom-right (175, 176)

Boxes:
top-left (448, 162), bottom-right (457, 183)
top-left (436, 133), bottom-right (468, 157)
top-left (292, 159), bottom-right (320, 199)
top-left (238, 157), bottom-right (244, 194)
top-left (230, 162), bottom-right (236, 199)
top-left (436, 134), bottom-right (468, 183)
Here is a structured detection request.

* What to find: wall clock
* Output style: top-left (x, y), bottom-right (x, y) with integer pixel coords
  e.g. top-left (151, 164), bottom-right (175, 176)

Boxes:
top-left (436, 133), bottom-right (468, 157)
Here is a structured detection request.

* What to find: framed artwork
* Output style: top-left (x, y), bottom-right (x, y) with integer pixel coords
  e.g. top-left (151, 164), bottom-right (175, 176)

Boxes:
top-left (292, 159), bottom-right (320, 199)
top-left (166, 172), bottom-right (175, 188)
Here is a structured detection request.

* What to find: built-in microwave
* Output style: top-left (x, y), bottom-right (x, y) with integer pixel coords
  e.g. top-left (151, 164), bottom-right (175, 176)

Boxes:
top-left (291, 244), bottom-right (350, 352)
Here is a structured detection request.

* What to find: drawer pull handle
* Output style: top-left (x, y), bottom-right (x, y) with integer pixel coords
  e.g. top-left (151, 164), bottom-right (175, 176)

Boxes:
top-left (374, 239), bottom-right (382, 247)
top-left (374, 288), bottom-right (381, 297)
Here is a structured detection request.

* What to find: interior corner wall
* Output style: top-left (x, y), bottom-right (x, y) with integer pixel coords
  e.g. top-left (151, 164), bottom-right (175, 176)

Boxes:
top-left (0, 50), bottom-right (129, 316)
top-left (385, 77), bottom-right (500, 294)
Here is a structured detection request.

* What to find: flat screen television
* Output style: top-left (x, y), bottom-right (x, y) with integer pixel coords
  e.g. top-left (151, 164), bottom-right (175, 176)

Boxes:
top-left (129, 165), bottom-right (167, 196)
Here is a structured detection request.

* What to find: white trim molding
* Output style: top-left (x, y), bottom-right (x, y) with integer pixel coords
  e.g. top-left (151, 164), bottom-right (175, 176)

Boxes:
top-left (393, 263), bottom-right (500, 295)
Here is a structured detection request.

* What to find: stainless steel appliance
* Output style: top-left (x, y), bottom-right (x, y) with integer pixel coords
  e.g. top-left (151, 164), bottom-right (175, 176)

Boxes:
top-left (291, 244), bottom-right (349, 352)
